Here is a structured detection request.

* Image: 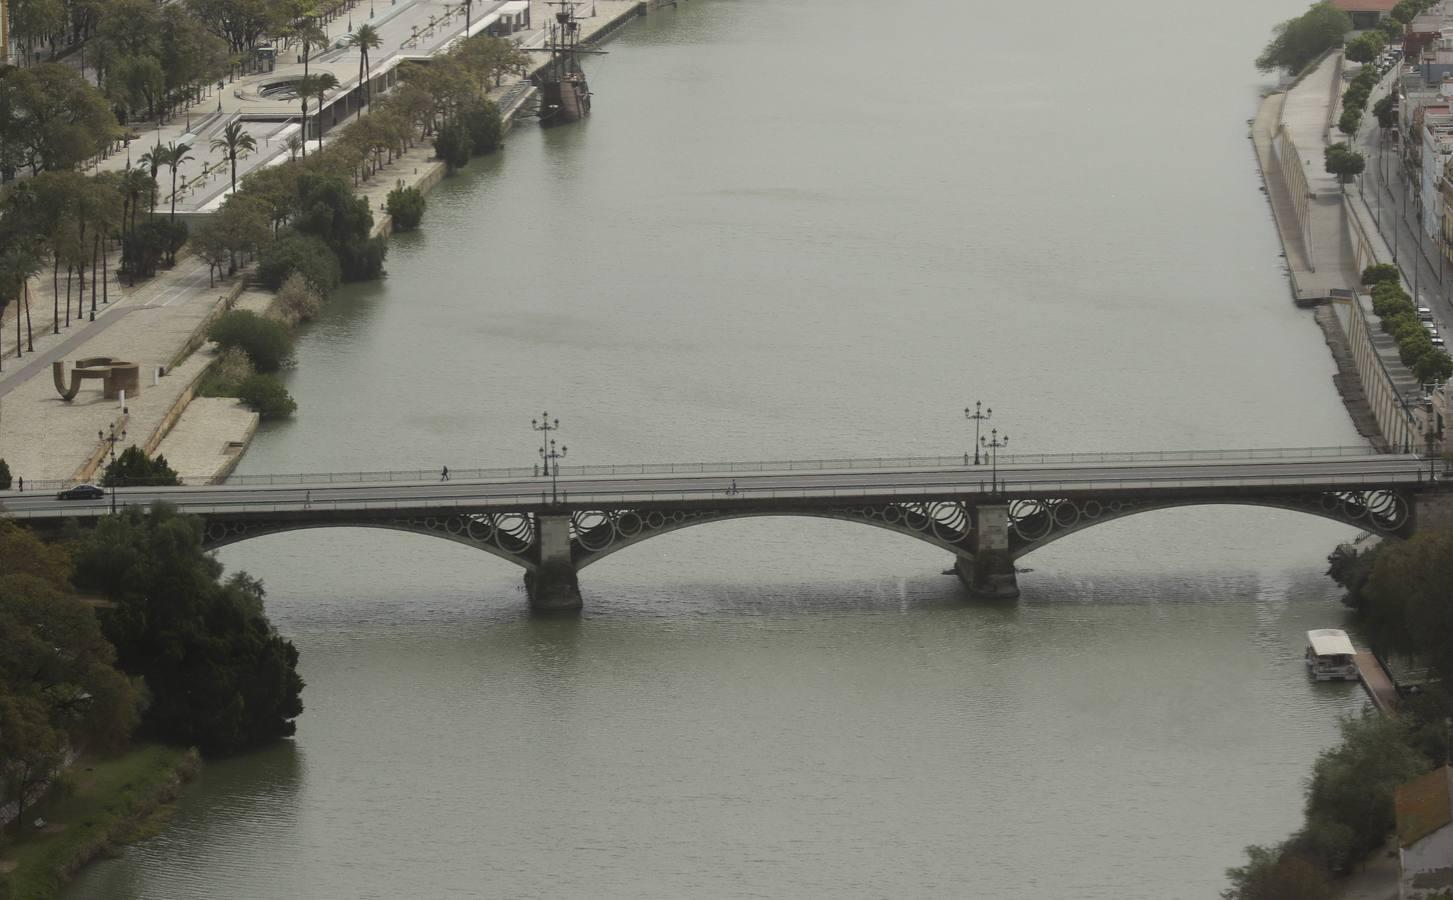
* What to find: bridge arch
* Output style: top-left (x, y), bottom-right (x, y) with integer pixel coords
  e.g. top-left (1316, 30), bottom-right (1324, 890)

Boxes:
top-left (569, 502), bottom-right (979, 570)
top-left (1004, 490), bottom-right (1414, 559)
top-left (199, 512), bottom-right (540, 571)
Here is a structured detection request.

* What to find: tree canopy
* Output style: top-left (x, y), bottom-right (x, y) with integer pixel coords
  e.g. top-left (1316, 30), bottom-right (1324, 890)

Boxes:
top-left (70, 505), bottom-right (305, 756)
top-left (1256, 3), bottom-right (1352, 74)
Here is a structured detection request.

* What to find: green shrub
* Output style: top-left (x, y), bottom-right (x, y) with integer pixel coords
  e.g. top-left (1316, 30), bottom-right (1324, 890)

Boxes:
top-left (257, 232), bottom-right (341, 294)
top-left (0, 457), bottom-right (10, 490)
top-left (1338, 106), bottom-right (1363, 137)
top-left (209, 309), bottom-right (293, 373)
top-left (386, 183), bottom-right (426, 231)
top-left (1362, 263), bottom-right (1401, 286)
top-left (236, 373), bottom-right (297, 420)
top-left (100, 446), bottom-right (180, 487)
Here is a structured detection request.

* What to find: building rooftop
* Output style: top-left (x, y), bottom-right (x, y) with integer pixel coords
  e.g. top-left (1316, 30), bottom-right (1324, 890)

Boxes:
top-left (1332, 0), bottom-right (1400, 12)
top-left (1397, 767), bottom-right (1453, 848)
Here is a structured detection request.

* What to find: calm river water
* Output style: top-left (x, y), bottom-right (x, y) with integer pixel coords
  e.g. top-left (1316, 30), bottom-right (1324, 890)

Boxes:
top-left (68, 0), bottom-right (1375, 896)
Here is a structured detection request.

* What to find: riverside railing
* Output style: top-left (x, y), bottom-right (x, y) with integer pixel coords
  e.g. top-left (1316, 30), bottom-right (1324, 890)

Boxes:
top-left (0, 445), bottom-right (1404, 494)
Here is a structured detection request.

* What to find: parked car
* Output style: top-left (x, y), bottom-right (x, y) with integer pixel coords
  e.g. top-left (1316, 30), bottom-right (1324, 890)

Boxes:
top-left (55, 483), bottom-right (105, 501)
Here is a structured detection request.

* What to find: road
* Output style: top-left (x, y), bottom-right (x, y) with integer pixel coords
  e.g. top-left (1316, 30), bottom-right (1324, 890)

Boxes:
top-left (0, 452), bottom-right (1432, 519)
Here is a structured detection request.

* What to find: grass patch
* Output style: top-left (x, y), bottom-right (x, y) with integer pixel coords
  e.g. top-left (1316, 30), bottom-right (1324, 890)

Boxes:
top-left (0, 744), bottom-right (199, 900)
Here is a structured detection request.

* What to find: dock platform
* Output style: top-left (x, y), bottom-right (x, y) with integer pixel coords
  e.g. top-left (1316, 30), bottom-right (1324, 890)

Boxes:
top-left (1355, 651), bottom-right (1400, 714)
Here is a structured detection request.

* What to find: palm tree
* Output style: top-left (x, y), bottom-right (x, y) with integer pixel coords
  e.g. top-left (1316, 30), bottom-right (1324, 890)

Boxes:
top-left (210, 120), bottom-right (257, 193)
top-left (297, 72), bottom-right (339, 157)
top-left (162, 141), bottom-right (194, 223)
top-left (137, 145), bottom-right (164, 217)
top-left (286, 134), bottom-right (304, 161)
top-left (346, 25), bottom-right (383, 119)
top-left (293, 18), bottom-right (329, 81)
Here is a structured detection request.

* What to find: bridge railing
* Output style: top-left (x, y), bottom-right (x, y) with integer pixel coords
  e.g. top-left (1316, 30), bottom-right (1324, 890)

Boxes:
top-left (3, 468), bottom-right (1435, 520)
top-left (0, 445), bottom-right (1398, 494)
top-left (195, 444), bottom-right (1385, 486)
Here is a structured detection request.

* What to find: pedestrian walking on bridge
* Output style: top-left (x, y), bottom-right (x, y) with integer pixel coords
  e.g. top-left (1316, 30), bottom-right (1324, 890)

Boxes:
top-left (440, 466), bottom-right (450, 481)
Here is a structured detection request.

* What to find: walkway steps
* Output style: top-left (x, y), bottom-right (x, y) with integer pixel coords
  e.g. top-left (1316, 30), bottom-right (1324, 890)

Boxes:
top-left (1314, 304), bottom-right (1390, 451)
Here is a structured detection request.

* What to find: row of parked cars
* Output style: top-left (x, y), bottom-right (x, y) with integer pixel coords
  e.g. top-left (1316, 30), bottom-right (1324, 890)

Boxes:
top-left (1418, 305), bottom-right (1446, 350)
top-left (1373, 46), bottom-right (1404, 78)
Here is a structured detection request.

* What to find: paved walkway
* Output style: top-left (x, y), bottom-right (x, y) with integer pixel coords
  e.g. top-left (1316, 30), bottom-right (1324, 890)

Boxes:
top-left (1254, 54), bottom-right (1362, 301)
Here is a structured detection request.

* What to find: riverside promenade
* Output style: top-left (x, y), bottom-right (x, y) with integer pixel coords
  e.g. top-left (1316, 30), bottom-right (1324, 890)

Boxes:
top-left (0, 0), bottom-right (646, 486)
top-left (1251, 53), bottom-right (1362, 303)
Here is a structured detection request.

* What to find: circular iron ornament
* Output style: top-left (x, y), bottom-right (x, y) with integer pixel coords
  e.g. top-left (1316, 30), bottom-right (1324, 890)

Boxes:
top-left (424, 517), bottom-right (439, 530)
top-left (646, 511), bottom-right (666, 529)
top-left (466, 516), bottom-right (494, 542)
top-left (881, 506), bottom-right (902, 525)
top-left (572, 510), bottom-right (610, 536)
top-left (616, 511), bottom-right (643, 537)
top-left (1052, 501), bottom-right (1080, 528)
top-left (445, 516), bottom-right (465, 535)
top-left (1082, 500), bottom-right (1103, 518)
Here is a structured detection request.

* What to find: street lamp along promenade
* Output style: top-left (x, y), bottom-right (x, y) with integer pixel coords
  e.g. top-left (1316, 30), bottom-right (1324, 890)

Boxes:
top-left (99, 424), bottom-right (125, 514)
top-left (964, 401), bottom-right (991, 465)
top-left (532, 412), bottom-right (567, 503)
top-left (982, 427), bottom-right (1008, 494)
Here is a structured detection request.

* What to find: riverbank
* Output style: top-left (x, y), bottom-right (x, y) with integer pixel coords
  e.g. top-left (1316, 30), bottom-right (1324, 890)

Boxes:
top-left (0, 745), bottom-right (199, 900)
top-left (0, 0), bottom-right (648, 489)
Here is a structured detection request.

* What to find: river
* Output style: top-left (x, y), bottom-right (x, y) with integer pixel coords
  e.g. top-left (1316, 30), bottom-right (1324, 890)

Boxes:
top-left (66, 0), bottom-right (1372, 896)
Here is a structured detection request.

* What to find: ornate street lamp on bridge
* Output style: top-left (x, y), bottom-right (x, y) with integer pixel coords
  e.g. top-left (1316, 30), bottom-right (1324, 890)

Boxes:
top-left (982, 428), bottom-right (1008, 494)
top-left (533, 412), bottom-right (567, 503)
top-left (99, 424), bottom-right (125, 514)
top-left (964, 401), bottom-right (991, 465)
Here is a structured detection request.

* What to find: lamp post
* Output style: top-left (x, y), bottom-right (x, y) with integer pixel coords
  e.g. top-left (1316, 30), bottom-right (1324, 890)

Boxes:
top-left (99, 424), bottom-right (125, 514)
top-left (532, 412), bottom-right (566, 503)
top-left (964, 401), bottom-right (991, 465)
top-left (982, 428), bottom-right (1008, 494)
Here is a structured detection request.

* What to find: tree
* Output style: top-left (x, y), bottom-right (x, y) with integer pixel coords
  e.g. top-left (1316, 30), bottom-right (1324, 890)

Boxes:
top-left (100, 445), bottom-right (181, 487)
top-left (1379, 17), bottom-right (1405, 41)
top-left (161, 140), bottom-right (194, 223)
top-left (236, 373), bottom-right (297, 419)
top-left (1222, 846), bottom-right (1332, 900)
top-left (1296, 712), bottom-right (1428, 873)
top-left (1324, 142), bottom-right (1366, 186)
top-left (1414, 348), bottom-right (1453, 384)
top-left (433, 120), bottom-right (472, 172)
top-left (137, 143), bottom-right (164, 217)
top-left (386, 182), bottom-right (426, 231)
top-left (211, 120), bottom-right (258, 194)
top-left (292, 172), bottom-right (385, 281)
top-left (1360, 529), bottom-right (1453, 679)
top-left (276, 271), bottom-right (323, 323)
top-left (1338, 105), bottom-right (1363, 137)
top-left (70, 505), bottom-right (305, 756)
top-left (257, 231), bottom-right (342, 292)
top-left (209, 308), bottom-right (294, 372)
top-left (1374, 93), bottom-right (1399, 132)
top-left (346, 24), bottom-right (383, 117)
top-left (1391, 0), bottom-right (1420, 24)
top-left (3, 64), bottom-right (118, 173)
top-left (1345, 32), bottom-right (1386, 63)
top-left (296, 71), bottom-right (339, 158)
top-left (1256, 3), bottom-right (1353, 74)
top-left (0, 458), bottom-right (11, 490)
top-left (218, 193), bottom-right (274, 270)
top-left (461, 97), bottom-right (502, 155)
top-left (0, 693), bottom-right (67, 834)
top-left (194, 219), bottom-right (233, 286)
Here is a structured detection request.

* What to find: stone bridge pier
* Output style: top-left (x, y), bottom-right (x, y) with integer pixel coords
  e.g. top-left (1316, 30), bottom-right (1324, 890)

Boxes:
top-left (524, 514), bottom-right (582, 612)
top-left (954, 504), bottom-right (1019, 600)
